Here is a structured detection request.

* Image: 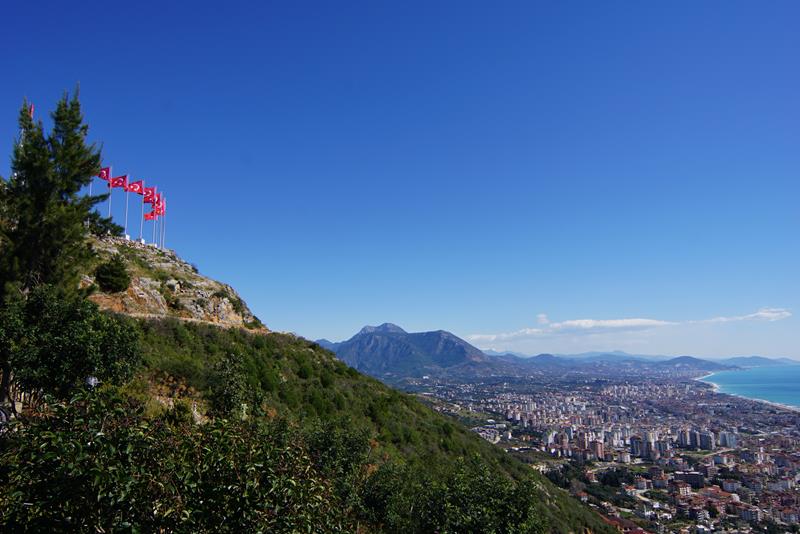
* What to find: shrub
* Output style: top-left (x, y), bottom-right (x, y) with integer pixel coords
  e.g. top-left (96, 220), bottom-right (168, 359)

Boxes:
top-left (3, 286), bottom-right (140, 400)
top-left (0, 390), bottom-right (351, 533)
top-left (94, 255), bottom-right (131, 293)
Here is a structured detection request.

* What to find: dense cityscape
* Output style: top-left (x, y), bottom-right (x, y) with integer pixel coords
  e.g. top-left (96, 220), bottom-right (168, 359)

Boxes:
top-left (409, 370), bottom-right (800, 533)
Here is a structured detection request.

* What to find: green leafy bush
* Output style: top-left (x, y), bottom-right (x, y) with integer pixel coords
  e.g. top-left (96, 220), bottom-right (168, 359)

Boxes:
top-left (0, 391), bottom-right (550, 533)
top-left (0, 390), bottom-right (351, 533)
top-left (1, 286), bottom-right (140, 400)
top-left (94, 254), bottom-right (131, 293)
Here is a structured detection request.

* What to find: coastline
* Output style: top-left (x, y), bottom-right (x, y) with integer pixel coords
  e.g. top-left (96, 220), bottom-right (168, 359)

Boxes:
top-left (694, 371), bottom-right (800, 414)
top-left (695, 372), bottom-right (719, 391)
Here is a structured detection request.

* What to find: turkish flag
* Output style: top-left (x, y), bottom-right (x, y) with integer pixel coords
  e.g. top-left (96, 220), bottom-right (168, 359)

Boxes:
top-left (97, 167), bottom-right (111, 181)
top-left (155, 205), bottom-right (165, 216)
top-left (151, 193), bottom-right (163, 208)
top-left (144, 211), bottom-right (158, 221)
top-left (110, 175), bottom-right (128, 188)
top-left (143, 187), bottom-right (157, 203)
top-left (126, 180), bottom-right (144, 194)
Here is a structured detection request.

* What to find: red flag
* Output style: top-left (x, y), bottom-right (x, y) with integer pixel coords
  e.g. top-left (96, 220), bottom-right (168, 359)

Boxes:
top-left (151, 193), bottom-right (163, 208)
top-left (126, 180), bottom-right (144, 194)
top-left (144, 211), bottom-right (158, 221)
top-left (97, 167), bottom-right (111, 181)
top-left (143, 187), bottom-right (157, 203)
top-left (155, 205), bottom-right (165, 216)
top-left (110, 175), bottom-right (128, 188)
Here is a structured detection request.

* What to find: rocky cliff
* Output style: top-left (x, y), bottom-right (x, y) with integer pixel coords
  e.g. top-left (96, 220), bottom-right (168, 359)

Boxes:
top-left (84, 237), bottom-right (266, 331)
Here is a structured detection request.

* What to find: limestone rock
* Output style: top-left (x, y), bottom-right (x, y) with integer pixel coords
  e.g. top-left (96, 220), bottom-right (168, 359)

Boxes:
top-left (86, 236), bottom-right (267, 331)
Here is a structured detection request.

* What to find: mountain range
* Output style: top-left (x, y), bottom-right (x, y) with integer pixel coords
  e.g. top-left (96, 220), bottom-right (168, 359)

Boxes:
top-left (320, 325), bottom-right (796, 380)
top-left (485, 349), bottom-right (796, 366)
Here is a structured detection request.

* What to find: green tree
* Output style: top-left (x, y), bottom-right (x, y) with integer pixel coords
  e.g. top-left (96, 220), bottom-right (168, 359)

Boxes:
top-left (0, 91), bottom-right (114, 406)
top-left (0, 91), bottom-right (104, 299)
top-left (86, 210), bottom-right (123, 237)
top-left (94, 254), bottom-right (131, 293)
top-left (4, 286), bottom-right (140, 401)
top-left (208, 352), bottom-right (248, 416)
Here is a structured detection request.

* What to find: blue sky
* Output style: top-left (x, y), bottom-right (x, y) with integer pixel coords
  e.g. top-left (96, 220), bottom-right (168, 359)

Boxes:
top-left (2, 1), bottom-right (798, 357)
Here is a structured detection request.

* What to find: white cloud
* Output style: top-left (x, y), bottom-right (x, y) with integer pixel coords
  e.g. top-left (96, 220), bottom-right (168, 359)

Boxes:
top-left (467, 308), bottom-right (792, 344)
top-left (549, 318), bottom-right (675, 331)
top-left (702, 307), bottom-right (792, 323)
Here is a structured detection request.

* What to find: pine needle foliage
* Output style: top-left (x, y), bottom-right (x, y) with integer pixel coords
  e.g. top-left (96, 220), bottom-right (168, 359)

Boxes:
top-left (94, 254), bottom-right (131, 293)
top-left (0, 91), bottom-right (107, 299)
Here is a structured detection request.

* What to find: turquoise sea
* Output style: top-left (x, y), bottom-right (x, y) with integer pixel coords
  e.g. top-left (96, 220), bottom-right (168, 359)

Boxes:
top-left (701, 364), bottom-right (800, 409)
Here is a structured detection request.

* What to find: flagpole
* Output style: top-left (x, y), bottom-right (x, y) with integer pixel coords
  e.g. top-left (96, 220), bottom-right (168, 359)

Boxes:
top-left (107, 167), bottom-right (112, 217)
top-left (158, 198), bottom-right (163, 249)
top-left (161, 195), bottom-right (167, 249)
top-left (124, 185), bottom-right (129, 239)
top-left (152, 214), bottom-right (157, 245)
top-left (139, 181), bottom-right (145, 242)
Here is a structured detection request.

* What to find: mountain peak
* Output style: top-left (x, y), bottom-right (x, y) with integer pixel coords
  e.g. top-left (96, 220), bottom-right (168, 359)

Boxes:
top-left (330, 324), bottom-right (486, 378)
top-left (358, 323), bottom-right (407, 335)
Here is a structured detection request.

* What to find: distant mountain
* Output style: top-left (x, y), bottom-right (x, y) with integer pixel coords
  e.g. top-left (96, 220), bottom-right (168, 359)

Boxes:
top-left (559, 351), bottom-right (672, 362)
top-left (482, 349), bottom-right (529, 358)
top-left (325, 327), bottom-right (745, 380)
top-left (357, 323), bottom-right (408, 335)
top-left (484, 349), bottom-right (671, 362)
top-left (718, 356), bottom-right (793, 367)
top-left (526, 353), bottom-right (568, 366)
top-left (315, 339), bottom-right (335, 350)
top-left (655, 356), bottom-right (733, 371)
top-left (481, 350), bottom-right (735, 373)
top-left (320, 323), bottom-right (487, 377)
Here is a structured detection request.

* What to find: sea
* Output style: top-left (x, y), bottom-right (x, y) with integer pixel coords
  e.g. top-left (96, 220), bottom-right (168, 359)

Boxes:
top-left (700, 364), bottom-right (800, 410)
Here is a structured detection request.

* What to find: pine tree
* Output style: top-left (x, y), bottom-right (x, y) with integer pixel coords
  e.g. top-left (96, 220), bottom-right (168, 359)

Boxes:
top-left (94, 254), bottom-right (131, 293)
top-left (0, 90), bottom-right (111, 405)
top-left (0, 90), bottom-right (106, 299)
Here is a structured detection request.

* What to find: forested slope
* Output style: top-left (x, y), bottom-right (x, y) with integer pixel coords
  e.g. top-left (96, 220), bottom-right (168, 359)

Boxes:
top-left (132, 318), bottom-right (614, 533)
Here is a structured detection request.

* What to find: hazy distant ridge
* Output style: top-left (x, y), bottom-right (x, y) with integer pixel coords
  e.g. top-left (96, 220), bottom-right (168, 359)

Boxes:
top-left (317, 326), bottom-right (786, 379)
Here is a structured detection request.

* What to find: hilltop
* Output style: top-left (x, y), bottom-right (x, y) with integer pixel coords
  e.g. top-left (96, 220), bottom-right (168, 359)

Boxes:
top-left (85, 237), bottom-right (264, 330)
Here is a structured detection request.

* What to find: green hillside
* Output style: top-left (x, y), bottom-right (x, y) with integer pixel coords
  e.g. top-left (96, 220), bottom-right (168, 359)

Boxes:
top-left (132, 318), bottom-right (613, 533)
top-left (2, 314), bottom-right (614, 533)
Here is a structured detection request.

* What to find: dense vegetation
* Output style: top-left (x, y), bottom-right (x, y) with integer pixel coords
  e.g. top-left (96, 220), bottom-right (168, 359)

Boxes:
top-left (0, 286), bottom-right (139, 402)
top-left (1, 388), bottom-right (549, 533)
top-left (0, 93), bottom-right (613, 532)
top-left (130, 318), bottom-right (612, 532)
top-left (94, 254), bottom-right (131, 293)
